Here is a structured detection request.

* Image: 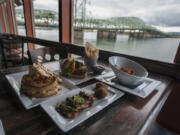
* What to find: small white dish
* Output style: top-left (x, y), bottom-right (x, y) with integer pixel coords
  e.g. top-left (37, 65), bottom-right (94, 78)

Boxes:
top-left (109, 56), bottom-right (148, 86)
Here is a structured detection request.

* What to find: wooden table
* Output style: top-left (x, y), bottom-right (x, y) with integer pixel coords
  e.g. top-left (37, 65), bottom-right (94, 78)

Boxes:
top-left (0, 61), bottom-right (173, 135)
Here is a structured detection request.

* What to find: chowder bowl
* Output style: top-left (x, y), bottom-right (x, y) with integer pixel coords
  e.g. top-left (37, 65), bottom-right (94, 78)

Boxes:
top-left (109, 56), bottom-right (148, 86)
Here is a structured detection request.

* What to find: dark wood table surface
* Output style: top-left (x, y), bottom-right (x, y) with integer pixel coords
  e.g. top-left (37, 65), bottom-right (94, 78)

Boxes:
top-left (0, 62), bottom-right (173, 135)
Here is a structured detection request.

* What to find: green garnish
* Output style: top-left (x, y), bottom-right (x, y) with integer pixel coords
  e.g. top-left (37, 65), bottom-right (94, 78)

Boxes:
top-left (56, 102), bottom-right (61, 108)
top-left (58, 101), bottom-right (79, 112)
top-left (62, 59), bottom-right (75, 76)
top-left (66, 105), bottom-right (78, 112)
top-left (73, 96), bottom-right (84, 104)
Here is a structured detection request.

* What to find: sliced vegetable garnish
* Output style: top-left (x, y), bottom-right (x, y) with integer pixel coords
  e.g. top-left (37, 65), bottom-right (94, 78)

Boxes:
top-left (62, 59), bottom-right (75, 76)
top-left (73, 95), bottom-right (84, 104)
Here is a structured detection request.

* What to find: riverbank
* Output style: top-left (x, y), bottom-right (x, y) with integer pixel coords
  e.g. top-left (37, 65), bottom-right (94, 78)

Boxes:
top-left (17, 22), bottom-right (59, 28)
top-left (17, 23), bottom-right (180, 38)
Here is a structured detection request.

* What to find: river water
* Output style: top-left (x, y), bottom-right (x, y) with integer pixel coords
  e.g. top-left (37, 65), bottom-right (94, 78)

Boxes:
top-left (18, 26), bottom-right (180, 63)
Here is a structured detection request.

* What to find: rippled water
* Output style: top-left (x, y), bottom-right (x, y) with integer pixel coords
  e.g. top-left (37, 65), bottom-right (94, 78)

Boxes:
top-left (18, 26), bottom-right (180, 63)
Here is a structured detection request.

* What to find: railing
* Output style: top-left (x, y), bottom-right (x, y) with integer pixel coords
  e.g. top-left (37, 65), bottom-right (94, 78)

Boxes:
top-left (1, 33), bottom-right (180, 79)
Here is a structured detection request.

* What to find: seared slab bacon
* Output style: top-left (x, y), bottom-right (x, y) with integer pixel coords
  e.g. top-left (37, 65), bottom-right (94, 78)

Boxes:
top-left (56, 91), bottom-right (95, 118)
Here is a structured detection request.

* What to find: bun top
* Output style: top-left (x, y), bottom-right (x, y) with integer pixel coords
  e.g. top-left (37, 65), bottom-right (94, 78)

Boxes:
top-left (61, 58), bottom-right (75, 76)
top-left (29, 63), bottom-right (53, 77)
top-left (22, 63), bottom-right (56, 87)
top-left (61, 58), bottom-right (88, 77)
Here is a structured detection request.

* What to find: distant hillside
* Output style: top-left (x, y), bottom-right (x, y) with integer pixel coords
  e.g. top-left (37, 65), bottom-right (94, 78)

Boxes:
top-left (16, 8), bottom-right (145, 27)
top-left (168, 32), bottom-right (180, 38)
top-left (74, 16), bottom-right (146, 28)
top-left (108, 17), bottom-right (145, 26)
top-left (168, 32), bottom-right (180, 36)
top-left (16, 8), bottom-right (58, 20)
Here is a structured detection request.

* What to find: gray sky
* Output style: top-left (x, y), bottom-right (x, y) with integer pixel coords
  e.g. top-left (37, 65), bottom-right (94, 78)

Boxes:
top-left (86, 0), bottom-right (180, 27)
top-left (34, 0), bottom-right (58, 12)
top-left (34, 0), bottom-right (180, 27)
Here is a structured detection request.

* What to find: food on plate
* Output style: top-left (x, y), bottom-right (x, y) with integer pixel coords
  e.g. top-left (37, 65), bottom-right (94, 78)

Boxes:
top-left (96, 82), bottom-right (106, 89)
top-left (56, 91), bottom-right (95, 118)
top-left (95, 82), bottom-right (108, 99)
top-left (56, 82), bottom-right (108, 118)
top-left (85, 42), bottom-right (99, 59)
top-left (95, 87), bottom-right (108, 99)
top-left (21, 63), bottom-right (62, 98)
top-left (54, 74), bottom-right (63, 83)
top-left (120, 67), bottom-right (134, 75)
top-left (61, 58), bottom-right (88, 78)
top-left (91, 66), bottom-right (105, 75)
top-left (84, 43), bottom-right (99, 67)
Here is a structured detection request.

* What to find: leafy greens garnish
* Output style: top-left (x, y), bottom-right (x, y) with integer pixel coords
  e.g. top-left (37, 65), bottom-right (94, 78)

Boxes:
top-left (73, 96), bottom-right (84, 104)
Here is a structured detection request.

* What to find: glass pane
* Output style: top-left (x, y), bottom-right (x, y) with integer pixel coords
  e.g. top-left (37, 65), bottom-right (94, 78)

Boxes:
top-left (73, 0), bottom-right (180, 63)
top-left (15, 2), bottom-right (26, 36)
top-left (33, 0), bottom-right (59, 42)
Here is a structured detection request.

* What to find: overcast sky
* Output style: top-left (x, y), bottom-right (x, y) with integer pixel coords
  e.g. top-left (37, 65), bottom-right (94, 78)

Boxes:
top-left (34, 0), bottom-right (58, 12)
top-left (33, 0), bottom-right (180, 30)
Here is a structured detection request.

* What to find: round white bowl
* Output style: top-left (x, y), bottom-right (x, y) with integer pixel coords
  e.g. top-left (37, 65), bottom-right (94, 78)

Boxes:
top-left (109, 56), bottom-right (148, 86)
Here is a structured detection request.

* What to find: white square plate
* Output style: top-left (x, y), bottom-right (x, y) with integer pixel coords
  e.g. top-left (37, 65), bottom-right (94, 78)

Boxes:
top-left (96, 71), bottom-right (161, 98)
top-left (0, 120), bottom-right (5, 135)
top-left (41, 83), bottom-right (124, 132)
top-left (5, 71), bottom-right (79, 109)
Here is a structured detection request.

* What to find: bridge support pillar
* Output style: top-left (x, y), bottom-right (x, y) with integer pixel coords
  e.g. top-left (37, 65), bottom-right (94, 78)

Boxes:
top-left (97, 30), bottom-right (117, 40)
top-left (74, 29), bottom-right (84, 40)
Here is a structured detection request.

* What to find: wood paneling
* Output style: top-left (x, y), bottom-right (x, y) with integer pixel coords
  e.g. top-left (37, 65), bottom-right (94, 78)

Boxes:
top-left (11, 0), bottom-right (18, 34)
top-left (23, 0), bottom-right (35, 50)
top-left (6, 0), bottom-right (16, 34)
top-left (60, 0), bottom-right (72, 44)
top-left (157, 80), bottom-right (180, 134)
top-left (0, 4), bottom-right (6, 33)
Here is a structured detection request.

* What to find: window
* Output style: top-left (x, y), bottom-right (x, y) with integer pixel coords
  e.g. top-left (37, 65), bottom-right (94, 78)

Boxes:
top-left (72, 0), bottom-right (180, 63)
top-left (15, 2), bottom-right (26, 36)
top-left (33, 0), bottom-right (59, 41)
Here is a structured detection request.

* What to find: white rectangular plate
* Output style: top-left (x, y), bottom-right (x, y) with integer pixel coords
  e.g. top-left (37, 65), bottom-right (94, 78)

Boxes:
top-left (5, 71), bottom-right (79, 109)
top-left (0, 120), bottom-right (5, 135)
top-left (56, 70), bottom-right (110, 85)
top-left (41, 83), bottom-right (124, 132)
top-left (96, 71), bottom-right (161, 98)
top-left (56, 59), bottom-right (110, 85)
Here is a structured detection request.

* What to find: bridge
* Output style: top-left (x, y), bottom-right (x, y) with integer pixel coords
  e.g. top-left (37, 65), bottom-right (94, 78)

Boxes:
top-left (73, 17), bottom-right (169, 40)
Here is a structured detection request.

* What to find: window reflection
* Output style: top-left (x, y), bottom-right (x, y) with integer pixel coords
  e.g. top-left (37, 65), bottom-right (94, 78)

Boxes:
top-left (33, 0), bottom-right (59, 42)
top-left (15, 1), bottom-right (26, 36)
top-left (72, 0), bottom-right (180, 63)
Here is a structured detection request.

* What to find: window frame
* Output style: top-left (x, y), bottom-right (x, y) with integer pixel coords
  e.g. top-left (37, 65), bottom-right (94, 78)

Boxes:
top-left (0, 0), bottom-right (180, 64)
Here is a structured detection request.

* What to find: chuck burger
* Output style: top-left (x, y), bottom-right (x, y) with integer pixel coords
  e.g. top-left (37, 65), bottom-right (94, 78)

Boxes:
top-left (61, 58), bottom-right (88, 78)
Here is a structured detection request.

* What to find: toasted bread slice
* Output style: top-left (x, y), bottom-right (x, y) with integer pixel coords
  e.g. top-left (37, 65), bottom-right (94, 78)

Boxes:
top-left (22, 63), bottom-right (60, 87)
top-left (29, 63), bottom-right (54, 77)
top-left (22, 74), bottom-right (56, 88)
top-left (22, 85), bottom-right (61, 98)
top-left (21, 63), bottom-right (63, 98)
top-left (21, 78), bottom-right (58, 92)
